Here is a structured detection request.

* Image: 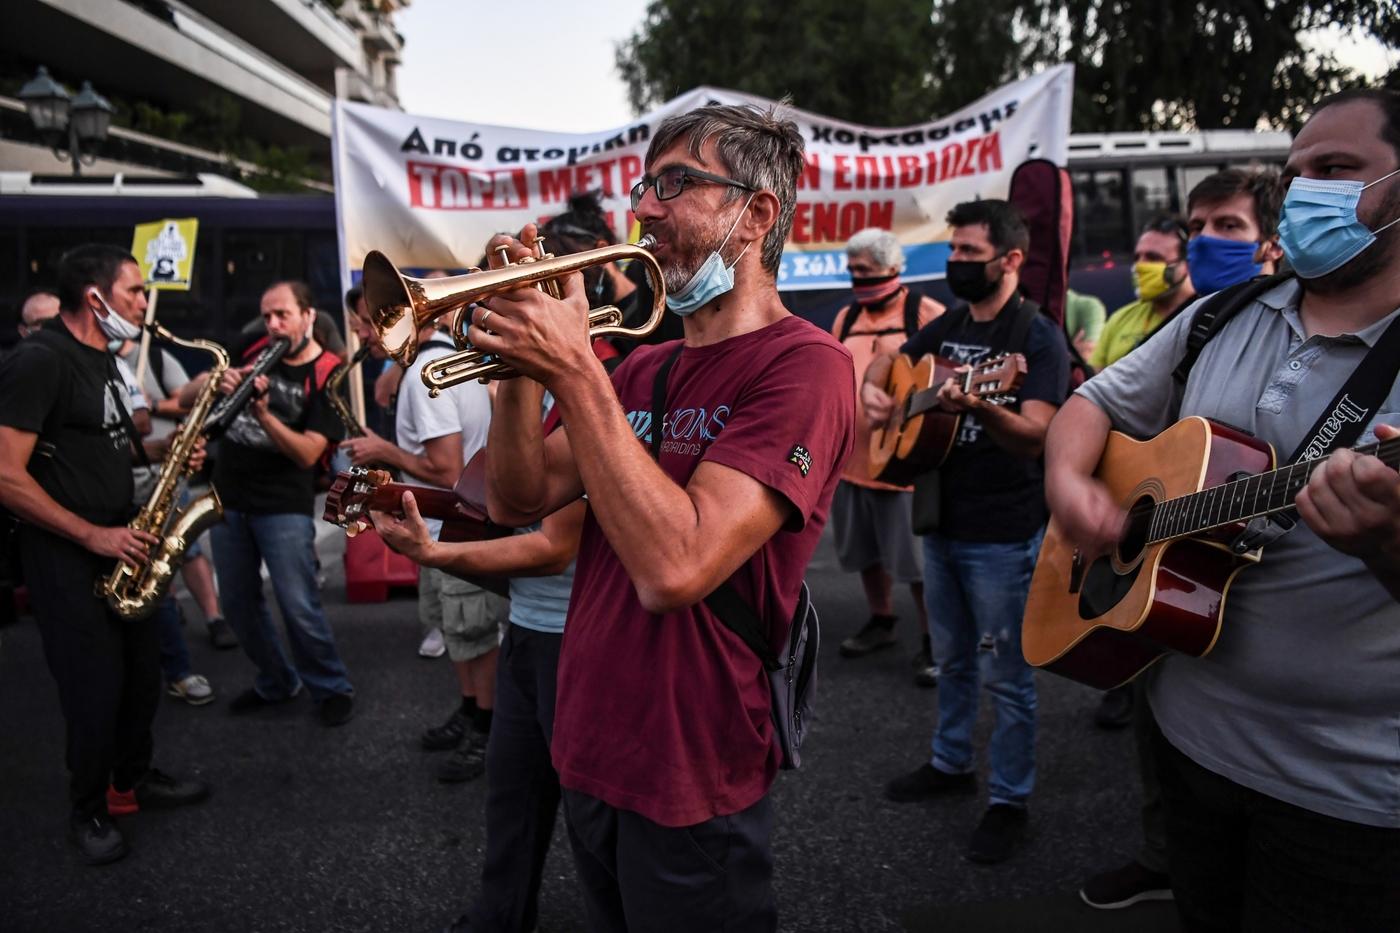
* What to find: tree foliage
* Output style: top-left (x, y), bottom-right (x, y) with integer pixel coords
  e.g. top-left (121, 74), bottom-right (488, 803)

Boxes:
top-left (615, 0), bottom-right (1398, 131)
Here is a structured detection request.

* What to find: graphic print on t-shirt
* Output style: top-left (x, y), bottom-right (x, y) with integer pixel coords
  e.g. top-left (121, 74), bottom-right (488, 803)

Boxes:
top-left (627, 402), bottom-right (731, 458)
top-left (939, 338), bottom-right (993, 447)
top-left (224, 370), bottom-right (309, 451)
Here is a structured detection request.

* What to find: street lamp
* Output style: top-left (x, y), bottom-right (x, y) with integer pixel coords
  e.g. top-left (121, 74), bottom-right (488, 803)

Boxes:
top-left (18, 67), bottom-right (115, 176)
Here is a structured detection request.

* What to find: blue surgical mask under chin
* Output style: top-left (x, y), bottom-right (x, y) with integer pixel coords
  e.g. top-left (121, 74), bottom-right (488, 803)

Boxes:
top-left (1278, 167), bottom-right (1400, 279)
top-left (666, 195), bottom-right (755, 317)
top-left (1186, 234), bottom-right (1263, 294)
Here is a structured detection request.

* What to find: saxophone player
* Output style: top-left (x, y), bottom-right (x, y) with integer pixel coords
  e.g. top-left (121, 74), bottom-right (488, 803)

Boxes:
top-left (0, 244), bottom-right (210, 867)
top-left (179, 281), bottom-right (355, 726)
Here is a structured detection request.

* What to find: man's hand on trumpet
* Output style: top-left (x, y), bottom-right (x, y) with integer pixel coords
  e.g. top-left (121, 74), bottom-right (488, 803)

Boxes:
top-left (465, 225), bottom-right (598, 389)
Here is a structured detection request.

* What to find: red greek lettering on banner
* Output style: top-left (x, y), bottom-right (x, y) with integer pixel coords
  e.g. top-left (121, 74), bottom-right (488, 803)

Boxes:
top-left (406, 161), bottom-right (530, 210)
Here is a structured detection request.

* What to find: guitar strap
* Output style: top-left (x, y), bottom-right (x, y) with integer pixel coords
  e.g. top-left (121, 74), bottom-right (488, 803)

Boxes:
top-left (1230, 309), bottom-right (1400, 554)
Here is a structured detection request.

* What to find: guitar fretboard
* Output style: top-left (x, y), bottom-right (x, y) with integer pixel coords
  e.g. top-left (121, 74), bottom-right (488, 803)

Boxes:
top-left (1145, 436), bottom-right (1400, 544)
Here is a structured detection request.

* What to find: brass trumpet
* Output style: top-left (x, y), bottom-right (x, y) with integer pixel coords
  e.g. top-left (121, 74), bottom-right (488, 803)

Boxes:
top-left (362, 235), bottom-right (665, 396)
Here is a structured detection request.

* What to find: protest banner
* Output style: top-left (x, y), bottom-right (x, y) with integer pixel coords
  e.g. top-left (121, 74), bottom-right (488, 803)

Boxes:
top-left (333, 66), bottom-right (1072, 293)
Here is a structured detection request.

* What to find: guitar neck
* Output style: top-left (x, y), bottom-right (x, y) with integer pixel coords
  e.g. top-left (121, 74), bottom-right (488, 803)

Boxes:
top-left (366, 482), bottom-right (484, 522)
top-left (1146, 435), bottom-right (1400, 544)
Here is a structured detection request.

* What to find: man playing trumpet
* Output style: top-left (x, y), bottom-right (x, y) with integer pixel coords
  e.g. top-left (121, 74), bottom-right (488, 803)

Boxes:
top-left (465, 103), bottom-right (854, 931)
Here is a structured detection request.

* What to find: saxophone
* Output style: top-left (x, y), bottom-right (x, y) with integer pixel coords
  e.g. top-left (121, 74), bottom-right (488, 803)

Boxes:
top-left (326, 343), bottom-right (370, 438)
top-left (102, 324), bottom-right (230, 621)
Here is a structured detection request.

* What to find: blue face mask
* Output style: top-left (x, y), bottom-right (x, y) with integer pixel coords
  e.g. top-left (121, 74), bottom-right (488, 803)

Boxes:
top-left (1277, 167), bottom-right (1400, 279)
top-left (665, 194), bottom-right (754, 317)
top-left (1186, 234), bottom-right (1263, 294)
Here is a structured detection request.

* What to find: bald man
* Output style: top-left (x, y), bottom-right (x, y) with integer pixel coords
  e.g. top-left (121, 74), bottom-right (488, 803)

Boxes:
top-left (18, 289), bottom-right (61, 339)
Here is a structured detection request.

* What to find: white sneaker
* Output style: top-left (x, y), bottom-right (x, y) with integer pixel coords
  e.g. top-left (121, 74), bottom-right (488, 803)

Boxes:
top-left (167, 674), bottom-right (215, 706)
top-left (418, 628), bottom-right (446, 659)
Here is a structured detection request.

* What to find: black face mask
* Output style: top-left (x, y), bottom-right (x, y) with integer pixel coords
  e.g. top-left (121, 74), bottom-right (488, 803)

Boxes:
top-left (944, 257), bottom-right (1003, 303)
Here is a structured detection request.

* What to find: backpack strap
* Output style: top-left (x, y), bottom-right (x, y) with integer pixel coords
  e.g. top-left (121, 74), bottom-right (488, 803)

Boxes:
top-left (903, 287), bottom-right (922, 337)
top-left (149, 345), bottom-right (167, 394)
top-left (836, 303), bottom-right (860, 344)
top-left (1172, 272), bottom-right (1293, 386)
top-left (1004, 295), bottom-right (1041, 357)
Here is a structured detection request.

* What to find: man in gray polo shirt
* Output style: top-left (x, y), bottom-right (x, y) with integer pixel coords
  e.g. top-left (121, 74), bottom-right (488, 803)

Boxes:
top-left (1044, 88), bottom-right (1400, 929)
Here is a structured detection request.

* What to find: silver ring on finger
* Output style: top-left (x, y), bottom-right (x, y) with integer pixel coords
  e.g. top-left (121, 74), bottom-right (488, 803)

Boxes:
top-left (479, 308), bottom-right (493, 329)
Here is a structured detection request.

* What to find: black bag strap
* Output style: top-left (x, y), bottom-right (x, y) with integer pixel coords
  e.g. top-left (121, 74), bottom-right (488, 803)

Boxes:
top-left (837, 288), bottom-right (925, 345)
top-left (104, 357), bottom-right (150, 468)
top-left (1173, 272), bottom-right (1293, 386)
top-left (648, 344), bottom-right (780, 670)
top-left (1231, 308), bottom-right (1400, 553)
top-left (1004, 295), bottom-right (1040, 357)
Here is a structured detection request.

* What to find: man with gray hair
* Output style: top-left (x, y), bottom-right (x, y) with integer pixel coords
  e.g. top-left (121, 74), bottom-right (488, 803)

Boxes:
top-left (832, 228), bottom-right (943, 683)
top-left (470, 102), bottom-right (854, 931)
top-left (17, 288), bottom-right (61, 340)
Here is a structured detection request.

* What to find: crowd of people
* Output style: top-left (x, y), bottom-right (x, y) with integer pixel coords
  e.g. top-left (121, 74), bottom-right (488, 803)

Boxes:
top-left (1, 87), bottom-right (1399, 932)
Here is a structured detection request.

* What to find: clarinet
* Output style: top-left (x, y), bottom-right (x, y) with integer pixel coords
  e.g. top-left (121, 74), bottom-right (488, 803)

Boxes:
top-left (203, 335), bottom-right (292, 439)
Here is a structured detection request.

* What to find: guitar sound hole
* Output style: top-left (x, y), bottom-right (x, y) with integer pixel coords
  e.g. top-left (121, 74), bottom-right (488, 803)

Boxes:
top-left (1115, 496), bottom-right (1154, 565)
top-left (1077, 496), bottom-right (1153, 621)
top-left (1078, 556), bottom-right (1140, 620)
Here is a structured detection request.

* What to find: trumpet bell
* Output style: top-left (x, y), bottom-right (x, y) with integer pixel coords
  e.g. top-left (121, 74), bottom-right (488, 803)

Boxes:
top-left (362, 250), bottom-right (431, 367)
top-left (362, 236), bottom-right (667, 392)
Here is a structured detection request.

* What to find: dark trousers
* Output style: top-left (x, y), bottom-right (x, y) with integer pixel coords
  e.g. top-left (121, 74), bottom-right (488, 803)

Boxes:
top-left (562, 788), bottom-right (776, 933)
top-left (1153, 723), bottom-right (1400, 932)
top-left (466, 623), bottom-right (563, 933)
top-left (22, 527), bottom-right (161, 819)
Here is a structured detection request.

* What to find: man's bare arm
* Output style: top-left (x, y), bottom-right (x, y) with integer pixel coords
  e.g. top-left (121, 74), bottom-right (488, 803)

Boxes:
top-left (1042, 394), bottom-right (1123, 558)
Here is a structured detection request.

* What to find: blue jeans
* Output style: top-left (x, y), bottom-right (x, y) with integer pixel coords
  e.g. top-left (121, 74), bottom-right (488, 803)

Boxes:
top-left (154, 596), bottom-right (191, 684)
top-left (922, 528), bottom-right (1042, 807)
top-left (211, 510), bottom-right (352, 701)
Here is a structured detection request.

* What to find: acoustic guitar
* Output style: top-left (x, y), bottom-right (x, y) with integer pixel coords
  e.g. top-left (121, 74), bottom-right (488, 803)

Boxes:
top-left (323, 452), bottom-right (509, 595)
top-left (1022, 416), bottom-right (1399, 689)
top-left (867, 352), bottom-right (1027, 485)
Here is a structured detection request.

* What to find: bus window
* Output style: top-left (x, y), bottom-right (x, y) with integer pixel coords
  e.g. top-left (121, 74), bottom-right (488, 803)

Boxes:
top-left (1131, 166), bottom-right (1177, 229)
top-left (1071, 169), bottom-right (1129, 261)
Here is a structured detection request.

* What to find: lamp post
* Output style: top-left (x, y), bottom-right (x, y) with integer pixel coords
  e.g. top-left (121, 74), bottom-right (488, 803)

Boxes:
top-left (18, 67), bottom-right (114, 176)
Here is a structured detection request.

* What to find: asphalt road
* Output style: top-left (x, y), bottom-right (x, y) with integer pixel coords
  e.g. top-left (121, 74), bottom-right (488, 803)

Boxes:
top-left (0, 522), bottom-right (1180, 933)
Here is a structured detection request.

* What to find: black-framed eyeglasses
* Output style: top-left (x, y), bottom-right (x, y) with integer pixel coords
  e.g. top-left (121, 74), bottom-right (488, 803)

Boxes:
top-left (629, 165), bottom-right (756, 212)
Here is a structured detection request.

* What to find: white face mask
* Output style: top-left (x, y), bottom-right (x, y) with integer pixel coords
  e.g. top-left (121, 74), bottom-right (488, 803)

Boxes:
top-left (88, 288), bottom-right (144, 343)
top-left (665, 194), bottom-right (755, 317)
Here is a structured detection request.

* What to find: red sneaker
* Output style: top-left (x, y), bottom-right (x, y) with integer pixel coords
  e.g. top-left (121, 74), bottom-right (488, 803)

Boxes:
top-left (106, 785), bottom-right (138, 816)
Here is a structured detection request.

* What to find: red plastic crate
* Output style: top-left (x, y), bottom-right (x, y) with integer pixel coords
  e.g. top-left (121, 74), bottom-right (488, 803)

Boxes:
top-left (343, 529), bottom-right (419, 603)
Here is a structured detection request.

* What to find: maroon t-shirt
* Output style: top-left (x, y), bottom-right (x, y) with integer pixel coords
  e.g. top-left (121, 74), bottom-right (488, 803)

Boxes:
top-left (551, 314), bottom-right (854, 827)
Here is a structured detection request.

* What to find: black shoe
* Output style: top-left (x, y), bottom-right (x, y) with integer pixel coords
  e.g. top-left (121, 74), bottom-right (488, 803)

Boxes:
top-left (883, 763), bottom-right (976, 802)
top-left (442, 915), bottom-right (471, 933)
top-left (1094, 684), bottom-right (1135, 730)
top-left (421, 709), bottom-right (469, 751)
top-left (228, 685), bottom-right (301, 714)
top-left (70, 812), bottom-right (127, 866)
top-left (207, 618), bottom-right (238, 651)
top-left (839, 616), bottom-right (897, 658)
top-left (911, 636), bottom-right (939, 688)
top-left (1080, 860), bottom-right (1174, 909)
top-left (967, 804), bottom-right (1028, 864)
top-left (437, 733), bottom-right (488, 783)
top-left (135, 768), bottom-right (210, 809)
top-left (318, 693), bottom-right (355, 727)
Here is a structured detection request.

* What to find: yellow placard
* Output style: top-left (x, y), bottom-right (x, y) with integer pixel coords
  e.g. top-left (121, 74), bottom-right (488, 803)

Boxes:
top-left (131, 218), bottom-right (199, 291)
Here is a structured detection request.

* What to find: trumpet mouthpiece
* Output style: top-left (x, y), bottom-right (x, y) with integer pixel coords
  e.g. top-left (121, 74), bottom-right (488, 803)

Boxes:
top-left (635, 234), bottom-right (657, 251)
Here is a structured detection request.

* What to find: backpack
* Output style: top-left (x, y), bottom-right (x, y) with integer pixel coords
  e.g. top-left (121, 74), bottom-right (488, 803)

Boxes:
top-left (1007, 158), bottom-right (1095, 388)
top-left (836, 287), bottom-right (923, 345)
top-left (650, 345), bottom-right (820, 770)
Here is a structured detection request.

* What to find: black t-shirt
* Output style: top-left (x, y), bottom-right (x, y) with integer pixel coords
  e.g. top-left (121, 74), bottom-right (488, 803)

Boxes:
top-left (212, 337), bottom-right (344, 515)
top-left (900, 295), bottom-right (1070, 542)
top-left (0, 317), bottom-right (136, 525)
